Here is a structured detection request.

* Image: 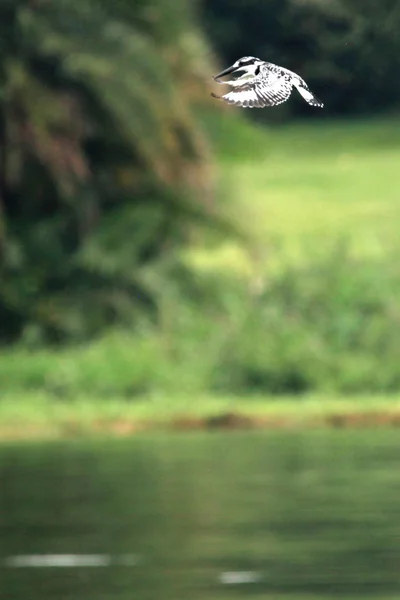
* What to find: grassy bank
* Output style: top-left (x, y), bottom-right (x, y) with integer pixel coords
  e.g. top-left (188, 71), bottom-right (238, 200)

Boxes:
top-left (2, 116), bottom-right (400, 440)
top-left (192, 113), bottom-right (400, 271)
top-left (1, 393), bottom-right (400, 441)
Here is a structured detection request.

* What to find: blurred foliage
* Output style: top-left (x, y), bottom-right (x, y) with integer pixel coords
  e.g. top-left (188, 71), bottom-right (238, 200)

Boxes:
top-left (200, 0), bottom-right (400, 117)
top-left (3, 251), bottom-right (400, 396)
top-left (2, 0), bottom-right (400, 403)
top-left (0, 0), bottom-right (222, 343)
top-left (212, 253), bottom-right (400, 395)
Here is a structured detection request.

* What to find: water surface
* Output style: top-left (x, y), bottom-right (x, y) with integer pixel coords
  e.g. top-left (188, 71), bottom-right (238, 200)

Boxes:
top-left (1, 431), bottom-right (399, 599)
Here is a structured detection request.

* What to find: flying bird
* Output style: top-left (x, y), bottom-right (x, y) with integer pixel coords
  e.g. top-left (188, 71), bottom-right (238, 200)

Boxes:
top-left (212, 56), bottom-right (323, 108)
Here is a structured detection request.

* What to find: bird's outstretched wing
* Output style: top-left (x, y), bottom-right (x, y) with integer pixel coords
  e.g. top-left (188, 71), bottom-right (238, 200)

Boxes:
top-left (292, 78), bottom-right (324, 107)
top-left (212, 73), bottom-right (292, 108)
top-left (269, 63), bottom-right (324, 108)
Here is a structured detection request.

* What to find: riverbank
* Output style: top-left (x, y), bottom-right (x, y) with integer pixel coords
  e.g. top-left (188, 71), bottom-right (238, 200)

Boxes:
top-left (1, 394), bottom-right (400, 441)
top-left (3, 117), bottom-right (400, 442)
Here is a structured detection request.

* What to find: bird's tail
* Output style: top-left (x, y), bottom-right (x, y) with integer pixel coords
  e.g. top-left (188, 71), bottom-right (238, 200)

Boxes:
top-left (294, 80), bottom-right (323, 107)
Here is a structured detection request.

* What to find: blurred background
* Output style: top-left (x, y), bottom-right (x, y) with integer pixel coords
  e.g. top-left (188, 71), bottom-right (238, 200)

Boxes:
top-left (1, 1), bottom-right (400, 598)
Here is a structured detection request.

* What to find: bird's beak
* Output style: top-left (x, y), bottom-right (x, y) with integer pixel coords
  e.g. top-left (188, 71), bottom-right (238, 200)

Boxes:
top-left (213, 64), bottom-right (238, 82)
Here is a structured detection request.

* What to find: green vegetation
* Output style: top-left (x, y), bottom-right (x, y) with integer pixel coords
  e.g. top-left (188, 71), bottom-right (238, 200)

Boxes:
top-left (0, 0), bottom-right (220, 342)
top-left (2, 2), bottom-right (400, 439)
top-left (2, 117), bottom-right (400, 438)
top-left (195, 114), bottom-right (400, 265)
top-left (1, 391), bottom-right (399, 440)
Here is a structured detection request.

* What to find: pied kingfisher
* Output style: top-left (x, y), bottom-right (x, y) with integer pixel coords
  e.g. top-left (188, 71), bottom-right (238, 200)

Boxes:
top-left (212, 56), bottom-right (323, 108)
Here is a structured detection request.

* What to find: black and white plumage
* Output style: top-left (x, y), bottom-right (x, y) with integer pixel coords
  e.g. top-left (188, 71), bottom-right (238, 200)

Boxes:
top-left (211, 56), bottom-right (323, 108)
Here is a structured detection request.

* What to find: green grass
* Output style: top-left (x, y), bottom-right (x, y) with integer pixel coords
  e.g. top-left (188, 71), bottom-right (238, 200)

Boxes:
top-left (192, 114), bottom-right (400, 272)
top-left (1, 392), bottom-right (399, 441)
top-left (2, 116), bottom-right (400, 440)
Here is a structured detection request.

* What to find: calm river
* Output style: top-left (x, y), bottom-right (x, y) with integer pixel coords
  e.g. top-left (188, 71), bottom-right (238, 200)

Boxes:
top-left (1, 430), bottom-right (399, 599)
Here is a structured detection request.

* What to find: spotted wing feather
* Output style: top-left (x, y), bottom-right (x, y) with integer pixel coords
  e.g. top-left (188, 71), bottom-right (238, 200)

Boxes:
top-left (267, 62), bottom-right (324, 107)
top-left (212, 71), bottom-right (292, 108)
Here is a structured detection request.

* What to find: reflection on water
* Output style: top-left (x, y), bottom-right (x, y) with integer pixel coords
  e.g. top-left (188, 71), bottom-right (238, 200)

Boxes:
top-left (0, 431), bottom-right (399, 599)
top-left (4, 553), bottom-right (141, 567)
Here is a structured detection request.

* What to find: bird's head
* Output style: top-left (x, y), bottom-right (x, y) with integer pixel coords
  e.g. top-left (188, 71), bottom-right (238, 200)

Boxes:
top-left (213, 57), bottom-right (263, 82)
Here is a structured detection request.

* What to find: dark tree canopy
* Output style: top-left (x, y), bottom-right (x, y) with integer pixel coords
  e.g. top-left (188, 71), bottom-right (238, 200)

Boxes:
top-left (200, 0), bottom-right (400, 117)
top-left (0, 0), bottom-right (219, 343)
